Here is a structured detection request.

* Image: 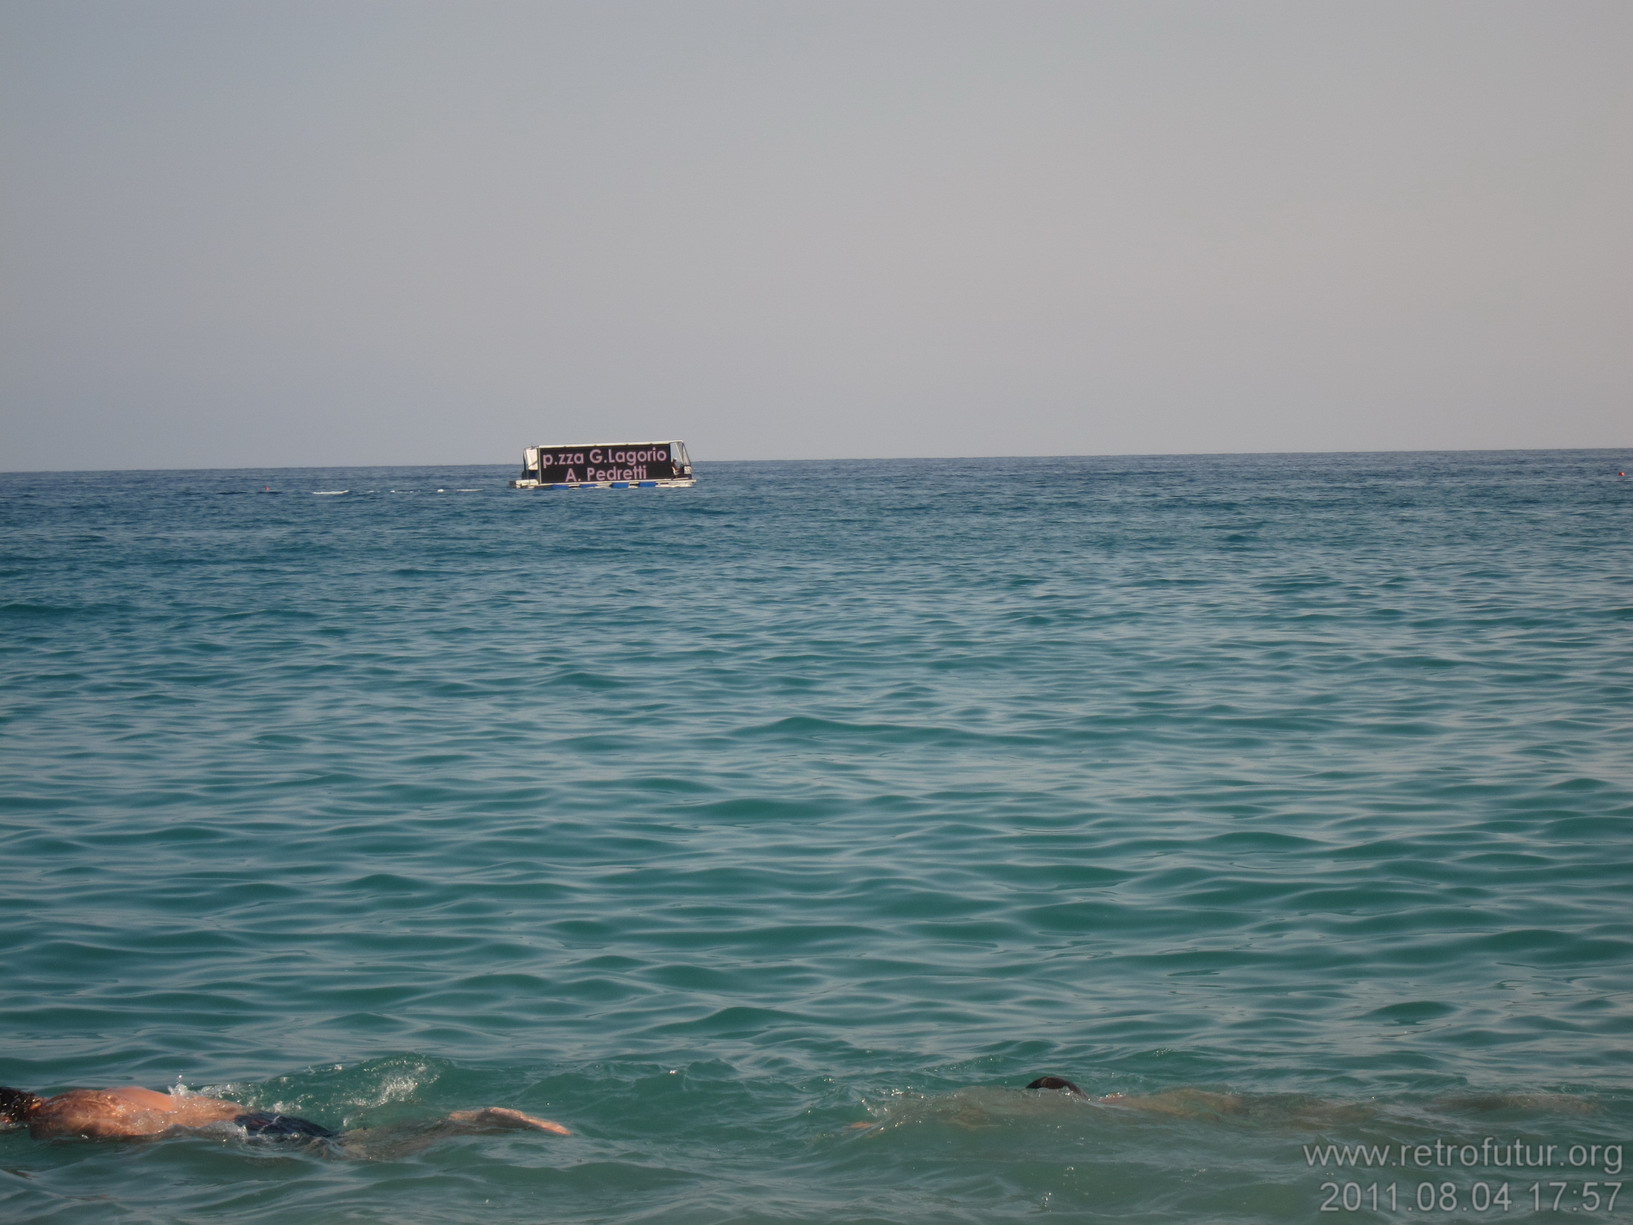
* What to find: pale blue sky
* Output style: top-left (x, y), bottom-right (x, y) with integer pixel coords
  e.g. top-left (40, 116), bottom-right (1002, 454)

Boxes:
top-left (3, 0), bottom-right (1629, 470)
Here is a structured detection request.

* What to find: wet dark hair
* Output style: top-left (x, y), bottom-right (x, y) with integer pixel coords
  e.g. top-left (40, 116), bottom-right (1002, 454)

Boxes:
top-left (1024, 1076), bottom-right (1086, 1096)
top-left (0, 1087), bottom-right (46, 1124)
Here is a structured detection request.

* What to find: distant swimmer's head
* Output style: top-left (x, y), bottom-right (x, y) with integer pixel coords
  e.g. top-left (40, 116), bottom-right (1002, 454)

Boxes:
top-left (1024, 1076), bottom-right (1086, 1096)
top-left (0, 1087), bottom-right (46, 1125)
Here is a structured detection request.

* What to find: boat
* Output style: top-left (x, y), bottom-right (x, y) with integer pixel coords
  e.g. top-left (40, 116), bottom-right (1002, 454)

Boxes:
top-left (509, 441), bottom-right (697, 490)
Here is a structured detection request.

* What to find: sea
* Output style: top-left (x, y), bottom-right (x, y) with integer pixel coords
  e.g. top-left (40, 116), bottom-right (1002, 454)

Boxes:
top-left (2, 450), bottom-right (1630, 1225)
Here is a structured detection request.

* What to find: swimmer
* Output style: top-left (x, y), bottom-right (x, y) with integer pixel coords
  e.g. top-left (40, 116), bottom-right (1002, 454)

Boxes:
top-left (1025, 1074), bottom-right (1245, 1115)
top-left (849, 1075), bottom-right (1246, 1131)
top-left (1, 1083), bottom-right (569, 1148)
top-left (855, 1075), bottom-right (1597, 1136)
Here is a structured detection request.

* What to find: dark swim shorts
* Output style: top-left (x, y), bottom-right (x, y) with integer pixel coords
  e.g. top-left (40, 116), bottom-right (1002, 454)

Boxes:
top-left (232, 1112), bottom-right (338, 1142)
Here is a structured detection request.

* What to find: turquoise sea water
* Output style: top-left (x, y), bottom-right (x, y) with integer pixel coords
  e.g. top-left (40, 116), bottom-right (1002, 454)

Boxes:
top-left (3, 451), bottom-right (1631, 1224)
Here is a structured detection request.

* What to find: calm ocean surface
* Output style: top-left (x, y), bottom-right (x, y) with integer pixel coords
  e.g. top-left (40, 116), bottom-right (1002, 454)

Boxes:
top-left (3, 451), bottom-right (1630, 1224)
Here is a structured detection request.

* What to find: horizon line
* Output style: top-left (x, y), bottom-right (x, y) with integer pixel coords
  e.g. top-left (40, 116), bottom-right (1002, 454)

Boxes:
top-left (5, 444), bottom-right (1630, 477)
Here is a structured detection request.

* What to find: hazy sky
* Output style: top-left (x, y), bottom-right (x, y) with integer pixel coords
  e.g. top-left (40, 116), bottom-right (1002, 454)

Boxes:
top-left (3, 0), bottom-right (1629, 470)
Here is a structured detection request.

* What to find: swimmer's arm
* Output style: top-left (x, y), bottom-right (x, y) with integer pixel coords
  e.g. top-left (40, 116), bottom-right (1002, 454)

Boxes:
top-left (443, 1107), bottom-right (571, 1135)
top-left (335, 1107), bottom-right (571, 1158)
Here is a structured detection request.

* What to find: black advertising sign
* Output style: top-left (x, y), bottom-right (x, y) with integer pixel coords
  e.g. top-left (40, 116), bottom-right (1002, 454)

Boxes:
top-left (522, 443), bottom-right (687, 484)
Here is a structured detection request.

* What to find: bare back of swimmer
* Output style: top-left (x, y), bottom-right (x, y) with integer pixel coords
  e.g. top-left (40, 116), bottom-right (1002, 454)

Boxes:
top-left (1, 1083), bottom-right (569, 1145)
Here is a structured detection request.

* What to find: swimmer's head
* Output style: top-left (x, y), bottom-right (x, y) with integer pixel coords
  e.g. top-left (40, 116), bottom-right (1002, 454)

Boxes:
top-left (1024, 1076), bottom-right (1086, 1096)
top-left (0, 1087), bottom-right (46, 1125)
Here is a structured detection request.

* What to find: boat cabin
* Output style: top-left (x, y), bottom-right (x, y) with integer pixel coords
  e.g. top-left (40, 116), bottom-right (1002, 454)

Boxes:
top-left (510, 441), bottom-right (696, 489)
